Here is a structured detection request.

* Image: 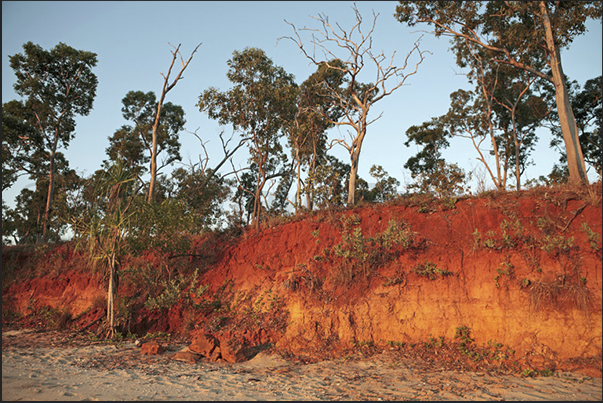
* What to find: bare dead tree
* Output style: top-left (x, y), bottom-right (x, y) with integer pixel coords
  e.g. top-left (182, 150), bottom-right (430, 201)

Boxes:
top-left (280, 3), bottom-right (429, 205)
top-left (185, 128), bottom-right (250, 190)
top-left (148, 42), bottom-right (201, 202)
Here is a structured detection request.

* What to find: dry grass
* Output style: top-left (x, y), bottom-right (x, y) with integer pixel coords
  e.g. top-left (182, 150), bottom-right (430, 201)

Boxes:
top-left (529, 276), bottom-right (591, 315)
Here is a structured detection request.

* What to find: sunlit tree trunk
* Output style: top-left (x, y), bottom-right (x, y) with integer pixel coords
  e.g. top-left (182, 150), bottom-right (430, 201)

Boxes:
top-left (539, 1), bottom-right (589, 185)
top-left (148, 43), bottom-right (201, 202)
top-left (147, 102), bottom-right (163, 202)
top-left (107, 254), bottom-right (117, 338)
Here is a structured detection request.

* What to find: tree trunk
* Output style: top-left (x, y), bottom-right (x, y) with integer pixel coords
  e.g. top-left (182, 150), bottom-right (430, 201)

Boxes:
top-left (42, 153), bottom-right (56, 242)
top-left (148, 133), bottom-right (158, 202)
top-left (347, 124), bottom-right (367, 206)
top-left (148, 109), bottom-right (162, 203)
top-left (254, 166), bottom-right (266, 231)
top-left (295, 147), bottom-right (302, 213)
top-left (106, 254), bottom-right (118, 339)
top-left (348, 149), bottom-right (360, 205)
top-left (540, 1), bottom-right (589, 186)
top-left (306, 141), bottom-right (318, 211)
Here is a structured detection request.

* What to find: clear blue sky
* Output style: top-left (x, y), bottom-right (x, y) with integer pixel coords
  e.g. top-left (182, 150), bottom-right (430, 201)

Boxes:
top-left (3, 1), bottom-right (602, 210)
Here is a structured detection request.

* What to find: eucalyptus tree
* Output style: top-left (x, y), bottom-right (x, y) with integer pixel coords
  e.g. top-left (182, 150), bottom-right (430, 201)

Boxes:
top-left (2, 101), bottom-right (40, 192)
top-left (8, 41), bottom-right (98, 241)
top-left (448, 53), bottom-right (547, 190)
top-left (197, 47), bottom-right (298, 230)
top-left (361, 165), bottom-right (400, 203)
top-left (282, 3), bottom-right (428, 205)
top-left (3, 162), bottom-right (79, 245)
top-left (403, 114), bottom-right (471, 197)
top-left (395, 1), bottom-right (602, 186)
top-left (105, 90), bottom-right (185, 184)
top-left (547, 76), bottom-right (602, 178)
top-left (403, 72), bottom-right (547, 194)
top-left (303, 155), bottom-right (351, 209)
top-left (166, 165), bottom-right (233, 230)
top-left (285, 60), bottom-right (348, 212)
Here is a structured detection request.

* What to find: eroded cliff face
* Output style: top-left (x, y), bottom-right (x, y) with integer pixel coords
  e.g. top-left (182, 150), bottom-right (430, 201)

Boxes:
top-left (197, 190), bottom-right (602, 364)
top-left (3, 186), bottom-right (602, 368)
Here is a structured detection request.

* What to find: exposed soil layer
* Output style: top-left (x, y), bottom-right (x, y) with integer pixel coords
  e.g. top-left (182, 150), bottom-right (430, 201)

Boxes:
top-left (3, 184), bottom-right (602, 377)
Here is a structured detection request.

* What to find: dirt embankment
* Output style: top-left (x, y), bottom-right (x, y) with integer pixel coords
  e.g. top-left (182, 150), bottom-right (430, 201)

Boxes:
top-left (3, 185), bottom-right (602, 375)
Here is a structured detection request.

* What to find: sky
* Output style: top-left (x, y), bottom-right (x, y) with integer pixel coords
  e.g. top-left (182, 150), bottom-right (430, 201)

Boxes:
top-left (2, 1), bottom-right (602, 211)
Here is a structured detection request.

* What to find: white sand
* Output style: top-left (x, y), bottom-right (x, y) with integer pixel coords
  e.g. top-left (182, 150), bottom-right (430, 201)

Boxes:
top-left (2, 330), bottom-right (602, 401)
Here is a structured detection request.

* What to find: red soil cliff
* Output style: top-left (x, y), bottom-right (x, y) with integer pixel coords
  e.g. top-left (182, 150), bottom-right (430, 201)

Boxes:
top-left (3, 185), bottom-right (602, 374)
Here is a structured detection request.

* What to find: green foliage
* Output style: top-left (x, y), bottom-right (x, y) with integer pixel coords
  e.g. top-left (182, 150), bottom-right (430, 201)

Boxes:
top-left (540, 234), bottom-right (575, 255)
top-left (333, 214), bottom-right (365, 260)
top-left (495, 259), bottom-right (514, 288)
top-left (311, 229), bottom-right (320, 244)
top-left (454, 325), bottom-right (474, 347)
top-left (379, 219), bottom-right (417, 250)
top-left (549, 76), bottom-right (602, 176)
top-left (144, 268), bottom-right (209, 312)
top-left (302, 155), bottom-right (350, 209)
top-left (127, 197), bottom-right (193, 255)
top-left (520, 368), bottom-right (536, 378)
top-left (351, 339), bottom-right (375, 348)
top-left (104, 90), bottom-right (184, 177)
top-left (425, 335), bottom-right (446, 349)
top-left (387, 340), bottom-right (406, 348)
top-left (286, 60), bottom-right (348, 212)
top-left (471, 229), bottom-right (482, 250)
top-left (71, 163), bottom-right (138, 266)
top-left (500, 219), bottom-right (525, 248)
top-left (167, 166), bottom-right (232, 230)
top-left (69, 163), bottom-right (140, 337)
top-left (2, 166), bottom-right (80, 244)
top-left (1, 101), bottom-right (42, 193)
top-left (536, 216), bottom-right (557, 235)
top-left (357, 165), bottom-right (400, 203)
top-left (413, 261), bottom-right (452, 280)
top-left (7, 41), bottom-right (98, 241)
top-left (473, 219), bottom-right (531, 252)
top-left (539, 368), bottom-right (555, 377)
top-left (405, 155), bottom-right (470, 199)
top-left (198, 47), bottom-right (297, 228)
top-left (454, 325), bottom-right (481, 362)
top-left (314, 214), bottom-right (417, 287)
top-left (395, 1), bottom-right (601, 186)
top-left (580, 222), bottom-right (600, 252)
top-left (382, 276), bottom-right (404, 287)
top-left (251, 289), bottom-right (282, 313)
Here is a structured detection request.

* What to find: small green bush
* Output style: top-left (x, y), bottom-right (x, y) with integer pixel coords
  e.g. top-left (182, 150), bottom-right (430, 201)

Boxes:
top-left (413, 261), bottom-right (452, 280)
top-left (144, 268), bottom-right (209, 311)
top-left (580, 222), bottom-right (600, 252)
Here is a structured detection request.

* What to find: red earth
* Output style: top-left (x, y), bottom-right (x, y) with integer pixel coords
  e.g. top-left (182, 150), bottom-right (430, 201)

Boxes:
top-left (3, 183), bottom-right (602, 376)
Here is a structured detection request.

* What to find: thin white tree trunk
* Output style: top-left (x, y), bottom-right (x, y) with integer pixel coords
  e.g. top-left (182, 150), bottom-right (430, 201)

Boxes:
top-left (540, 1), bottom-right (589, 185)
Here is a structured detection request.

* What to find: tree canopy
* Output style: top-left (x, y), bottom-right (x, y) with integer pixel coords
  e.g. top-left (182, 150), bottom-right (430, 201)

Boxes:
top-left (198, 47), bottom-right (298, 229)
top-left (7, 41), bottom-right (98, 241)
top-left (105, 90), bottom-right (185, 181)
top-left (395, 0), bottom-right (602, 185)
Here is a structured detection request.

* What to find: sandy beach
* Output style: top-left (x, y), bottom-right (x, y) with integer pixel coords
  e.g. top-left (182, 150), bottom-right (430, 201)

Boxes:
top-left (2, 328), bottom-right (601, 401)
